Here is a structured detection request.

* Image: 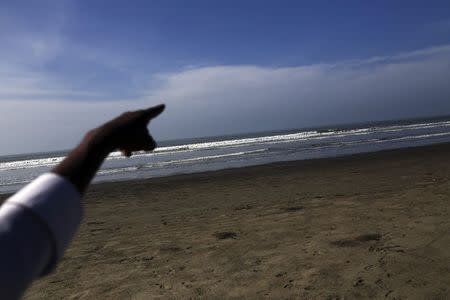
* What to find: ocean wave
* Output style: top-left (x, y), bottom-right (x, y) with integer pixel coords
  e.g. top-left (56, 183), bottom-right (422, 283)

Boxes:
top-left (98, 166), bottom-right (139, 175)
top-left (0, 157), bottom-right (65, 172)
top-left (97, 131), bottom-right (450, 178)
top-left (1, 120), bottom-right (449, 172)
top-left (0, 179), bottom-right (32, 187)
top-left (372, 131), bottom-right (450, 143)
top-left (309, 131), bottom-right (450, 149)
top-left (97, 148), bottom-right (269, 176)
top-left (149, 120), bottom-right (450, 154)
top-left (157, 148), bottom-right (268, 165)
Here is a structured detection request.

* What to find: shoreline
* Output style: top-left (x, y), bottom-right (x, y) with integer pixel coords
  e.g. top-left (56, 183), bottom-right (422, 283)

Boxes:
top-left (2, 141), bottom-right (450, 199)
top-left (85, 141), bottom-right (450, 193)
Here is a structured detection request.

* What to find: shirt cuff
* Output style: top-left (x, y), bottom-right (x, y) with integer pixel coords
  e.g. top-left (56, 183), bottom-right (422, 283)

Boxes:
top-left (6, 173), bottom-right (82, 274)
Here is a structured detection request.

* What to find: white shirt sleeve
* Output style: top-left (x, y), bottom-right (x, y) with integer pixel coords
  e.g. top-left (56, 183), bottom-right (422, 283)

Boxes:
top-left (0, 173), bottom-right (82, 299)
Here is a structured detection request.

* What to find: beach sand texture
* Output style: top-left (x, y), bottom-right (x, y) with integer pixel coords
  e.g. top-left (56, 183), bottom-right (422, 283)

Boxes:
top-left (14, 143), bottom-right (450, 299)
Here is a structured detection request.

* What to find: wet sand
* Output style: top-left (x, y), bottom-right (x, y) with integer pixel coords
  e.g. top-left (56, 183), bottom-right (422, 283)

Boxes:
top-left (15, 143), bottom-right (450, 298)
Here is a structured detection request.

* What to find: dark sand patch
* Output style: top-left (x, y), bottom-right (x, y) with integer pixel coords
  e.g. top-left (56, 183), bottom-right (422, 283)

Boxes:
top-left (331, 233), bottom-right (382, 247)
top-left (213, 231), bottom-right (238, 240)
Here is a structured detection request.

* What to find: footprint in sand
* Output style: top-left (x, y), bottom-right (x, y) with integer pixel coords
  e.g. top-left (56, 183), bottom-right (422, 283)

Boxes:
top-left (213, 231), bottom-right (238, 240)
top-left (331, 233), bottom-right (382, 247)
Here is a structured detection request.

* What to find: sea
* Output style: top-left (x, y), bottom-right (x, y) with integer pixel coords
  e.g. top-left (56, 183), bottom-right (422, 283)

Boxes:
top-left (1, 116), bottom-right (450, 194)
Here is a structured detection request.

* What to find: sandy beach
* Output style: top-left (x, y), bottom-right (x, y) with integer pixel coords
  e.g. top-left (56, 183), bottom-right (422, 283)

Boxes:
top-left (5, 143), bottom-right (449, 299)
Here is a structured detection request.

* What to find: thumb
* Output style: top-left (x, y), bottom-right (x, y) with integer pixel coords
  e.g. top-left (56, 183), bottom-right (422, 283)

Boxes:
top-left (142, 134), bottom-right (157, 151)
top-left (121, 149), bottom-right (132, 157)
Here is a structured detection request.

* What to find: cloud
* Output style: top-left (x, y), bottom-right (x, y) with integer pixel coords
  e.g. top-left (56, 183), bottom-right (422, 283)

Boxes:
top-left (1, 45), bottom-right (450, 155)
top-left (150, 45), bottom-right (450, 137)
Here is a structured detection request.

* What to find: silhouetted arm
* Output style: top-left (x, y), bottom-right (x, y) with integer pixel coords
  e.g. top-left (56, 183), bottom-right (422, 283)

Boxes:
top-left (0, 104), bottom-right (164, 299)
top-left (53, 104), bottom-right (165, 195)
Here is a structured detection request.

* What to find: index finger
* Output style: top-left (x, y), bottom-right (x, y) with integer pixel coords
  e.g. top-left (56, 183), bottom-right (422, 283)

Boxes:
top-left (144, 104), bottom-right (165, 121)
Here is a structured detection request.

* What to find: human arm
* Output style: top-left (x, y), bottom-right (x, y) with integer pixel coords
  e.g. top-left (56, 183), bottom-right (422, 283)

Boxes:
top-left (53, 104), bottom-right (165, 195)
top-left (0, 104), bottom-right (165, 299)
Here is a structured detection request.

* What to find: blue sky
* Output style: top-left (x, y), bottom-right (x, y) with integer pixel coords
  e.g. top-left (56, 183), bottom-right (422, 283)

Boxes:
top-left (1, 1), bottom-right (450, 155)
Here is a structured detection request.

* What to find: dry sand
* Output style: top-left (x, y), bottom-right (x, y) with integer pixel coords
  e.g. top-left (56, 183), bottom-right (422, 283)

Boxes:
top-left (10, 143), bottom-right (450, 298)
